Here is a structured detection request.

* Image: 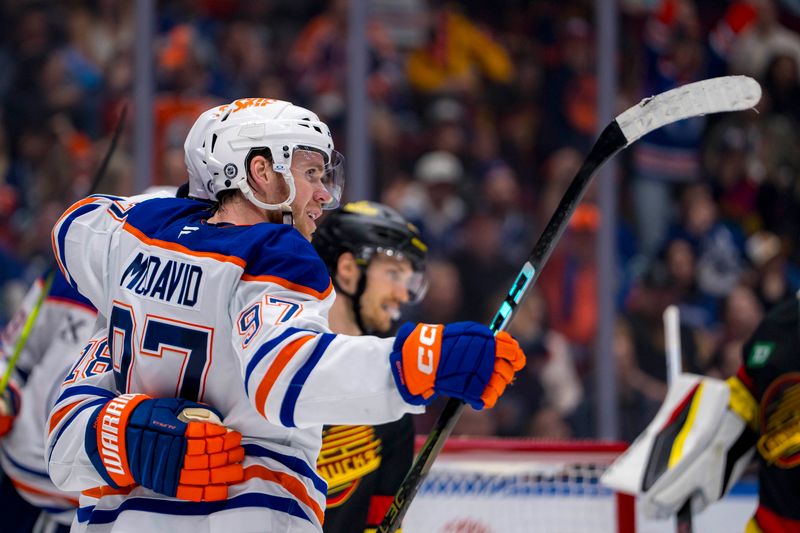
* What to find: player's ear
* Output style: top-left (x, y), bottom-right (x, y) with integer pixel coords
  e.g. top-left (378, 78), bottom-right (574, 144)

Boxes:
top-left (335, 252), bottom-right (359, 293)
top-left (247, 154), bottom-right (271, 194)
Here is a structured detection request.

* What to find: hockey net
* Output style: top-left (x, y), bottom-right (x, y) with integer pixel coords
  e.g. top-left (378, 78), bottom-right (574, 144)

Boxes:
top-left (402, 437), bottom-right (635, 533)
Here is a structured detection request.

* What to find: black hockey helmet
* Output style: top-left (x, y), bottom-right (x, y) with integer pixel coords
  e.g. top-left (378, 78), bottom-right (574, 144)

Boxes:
top-left (313, 201), bottom-right (428, 331)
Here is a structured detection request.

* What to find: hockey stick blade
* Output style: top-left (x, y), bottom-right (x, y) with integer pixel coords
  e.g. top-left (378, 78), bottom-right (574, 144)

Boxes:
top-left (377, 75), bottom-right (761, 533)
top-left (617, 75), bottom-right (760, 146)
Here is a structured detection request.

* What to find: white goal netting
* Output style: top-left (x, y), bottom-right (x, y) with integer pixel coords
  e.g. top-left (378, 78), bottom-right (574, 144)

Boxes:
top-left (403, 438), bottom-right (635, 533)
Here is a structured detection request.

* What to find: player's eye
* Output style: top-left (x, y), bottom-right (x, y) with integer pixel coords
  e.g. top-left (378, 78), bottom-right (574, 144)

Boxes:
top-left (305, 168), bottom-right (323, 182)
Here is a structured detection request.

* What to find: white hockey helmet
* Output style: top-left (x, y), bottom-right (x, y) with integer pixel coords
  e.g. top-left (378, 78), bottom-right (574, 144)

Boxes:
top-left (203, 98), bottom-right (345, 211)
top-left (184, 104), bottom-right (229, 200)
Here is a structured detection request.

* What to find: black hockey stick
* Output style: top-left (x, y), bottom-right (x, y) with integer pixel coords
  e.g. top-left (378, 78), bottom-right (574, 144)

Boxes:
top-left (0, 104), bottom-right (128, 394)
top-left (377, 76), bottom-right (762, 533)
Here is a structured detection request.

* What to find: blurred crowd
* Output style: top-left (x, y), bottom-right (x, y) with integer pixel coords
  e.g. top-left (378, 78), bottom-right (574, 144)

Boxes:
top-left (2, 0), bottom-right (800, 443)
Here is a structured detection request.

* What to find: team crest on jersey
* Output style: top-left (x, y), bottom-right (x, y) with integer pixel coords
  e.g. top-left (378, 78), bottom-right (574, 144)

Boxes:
top-left (758, 373), bottom-right (800, 467)
top-left (317, 425), bottom-right (382, 507)
top-left (120, 252), bottom-right (203, 307)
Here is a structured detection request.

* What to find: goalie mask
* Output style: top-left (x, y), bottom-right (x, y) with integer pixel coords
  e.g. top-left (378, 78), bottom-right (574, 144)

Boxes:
top-left (313, 201), bottom-right (428, 333)
top-left (202, 98), bottom-right (345, 212)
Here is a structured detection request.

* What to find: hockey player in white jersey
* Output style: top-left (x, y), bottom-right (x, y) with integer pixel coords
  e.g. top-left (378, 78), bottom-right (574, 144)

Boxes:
top-left (47, 98), bottom-right (526, 532)
top-left (0, 269), bottom-right (97, 532)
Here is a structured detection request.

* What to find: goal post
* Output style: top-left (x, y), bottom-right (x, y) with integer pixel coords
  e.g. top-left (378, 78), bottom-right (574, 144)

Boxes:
top-left (402, 437), bottom-right (636, 533)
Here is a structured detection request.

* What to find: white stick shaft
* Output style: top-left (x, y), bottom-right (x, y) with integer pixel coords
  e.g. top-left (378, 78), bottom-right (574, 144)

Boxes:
top-left (664, 305), bottom-right (682, 386)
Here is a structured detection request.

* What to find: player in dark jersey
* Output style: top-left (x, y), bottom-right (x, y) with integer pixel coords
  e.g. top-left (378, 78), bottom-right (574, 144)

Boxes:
top-left (313, 201), bottom-right (427, 533)
top-left (604, 295), bottom-right (800, 533)
top-left (732, 297), bottom-right (800, 533)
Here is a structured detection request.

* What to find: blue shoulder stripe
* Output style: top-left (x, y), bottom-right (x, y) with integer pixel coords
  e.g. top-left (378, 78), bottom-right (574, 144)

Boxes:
top-left (123, 198), bottom-right (330, 295)
top-left (55, 386), bottom-right (116, 406)
top-left (48, 269), bottom-right (96, 312)
top-left (48, 399), bottom-right (107, 463)
top-left (56, 203), bottom-right (101, 289)
top-left (280, 334), bottom-right (336, 428)
top-left (77, 492), bottom-right (312, 524)
top-left (0, 448), bottom-right (50, 478)
top-left (244, 327), bottom-right (313, 394)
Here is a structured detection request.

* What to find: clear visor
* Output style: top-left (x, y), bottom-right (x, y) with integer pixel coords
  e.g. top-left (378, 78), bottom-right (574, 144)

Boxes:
top-left (363, 248), bottom-right (428, 304)
top-left (291, 147), bottom-right (346, 210)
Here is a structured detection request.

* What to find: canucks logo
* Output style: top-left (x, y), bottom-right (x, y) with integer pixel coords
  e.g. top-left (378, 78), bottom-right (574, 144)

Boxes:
top-left (758, 374), bottom-right (800, 467)
top-left (317, 425), bottom-right (382, 507)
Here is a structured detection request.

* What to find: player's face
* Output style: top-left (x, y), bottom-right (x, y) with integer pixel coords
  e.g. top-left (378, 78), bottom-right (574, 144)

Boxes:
top-left (290, 150), bottom-right (332, 240)
top-left (360, 254), bottom-right (414, 333)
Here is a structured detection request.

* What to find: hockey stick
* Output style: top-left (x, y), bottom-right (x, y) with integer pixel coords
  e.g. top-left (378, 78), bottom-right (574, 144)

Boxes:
top-left (663, 305), bottom-right (693, 533)
top-left (377, 76), bottom-right (762, 533)
top-left (0, 105), bottom-right (128, 396)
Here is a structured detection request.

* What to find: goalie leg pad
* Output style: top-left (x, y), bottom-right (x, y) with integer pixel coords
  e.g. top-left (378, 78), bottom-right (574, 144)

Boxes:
top-left (601, 374), bottom-right (757, 520)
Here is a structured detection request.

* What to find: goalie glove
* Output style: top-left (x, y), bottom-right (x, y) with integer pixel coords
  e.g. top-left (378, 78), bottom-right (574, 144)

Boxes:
top-left (86, 394), bottom-right (245, 502)
top-left (390, 322), bottom-right (526, 410)
top-left (601, 374), bottom-right (757, 520)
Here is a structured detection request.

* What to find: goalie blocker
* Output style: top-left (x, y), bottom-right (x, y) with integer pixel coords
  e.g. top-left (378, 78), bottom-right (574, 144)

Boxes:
top-left (601, 373), bottom-right (757, 520)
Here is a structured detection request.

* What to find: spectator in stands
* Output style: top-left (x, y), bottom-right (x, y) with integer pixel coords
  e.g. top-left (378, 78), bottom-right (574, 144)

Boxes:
top-left (624, 263), bottom-right (702, 396)
top-left (614, 318), bottom-right (667, 441)
top-left (538, 203), bottom-right (600, 350)
top-left (481, 161), bottom-right (536, 265)
top-left (706, 284), bottom-right (764, 379)
top-left (450, 211), bottom-right (516, 322)
top-left (762, 51), bottom-right (800, 122)
top-left (405, 2), bottom-right (513, 96)
top-left (499, 289), bottom-right (583, 437)
top-left (399, 150), bottom-right (468, 256)
top-left (629, 0), bottom-right (728, 263)
top-left (728, 0), bottom-right (800, 79)
top-left (540, 17), bottom-right (597, 155)
top-left (666, 183), bottom-right (748, 299)
top-left (290, 0), bottom-right (405, 119)
top-left (663, 237), bottom-right (719, 331)
top-left (747, 231), bottom-right (800, 309)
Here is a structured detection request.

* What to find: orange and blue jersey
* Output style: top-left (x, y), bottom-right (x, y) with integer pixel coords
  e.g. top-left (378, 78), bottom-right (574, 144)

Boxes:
top-left (48, 195), bottom-right (423, 532)
top-left (0, 269), bottom-right (97, 526)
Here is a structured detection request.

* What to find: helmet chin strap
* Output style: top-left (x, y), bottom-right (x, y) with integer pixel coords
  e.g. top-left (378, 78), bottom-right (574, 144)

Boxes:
top-left (332, 263), bottom-right (371, 335)
top-left (239, 168), bottom-right (297, 212)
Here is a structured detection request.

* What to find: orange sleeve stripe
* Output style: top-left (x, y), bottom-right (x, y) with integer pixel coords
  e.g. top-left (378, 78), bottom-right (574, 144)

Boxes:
top-left (54, 197), bottom-right (101, 229)
top-left (81, 484), bottom-right (136, 498)
top-left (46, 296), bottom-right (97, 314)
top-left (244, 464), bottom-right (324, 524)
top-left (255, 335), bottom-right (315, 418)
top-left (123, 223), bottom-right (247, 268)
top-left (49, 400), bottom-right (84, 434)
top-left (10, 477), bottom-right (79, 507)
top-left (241, 275), bottom-right (333, 301)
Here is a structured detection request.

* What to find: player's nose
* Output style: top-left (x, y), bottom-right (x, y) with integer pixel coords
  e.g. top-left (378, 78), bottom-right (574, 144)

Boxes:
top-left (313, 182), bottom-right (332, 204)
top-left (394, 283), bottom-right (411, 304)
